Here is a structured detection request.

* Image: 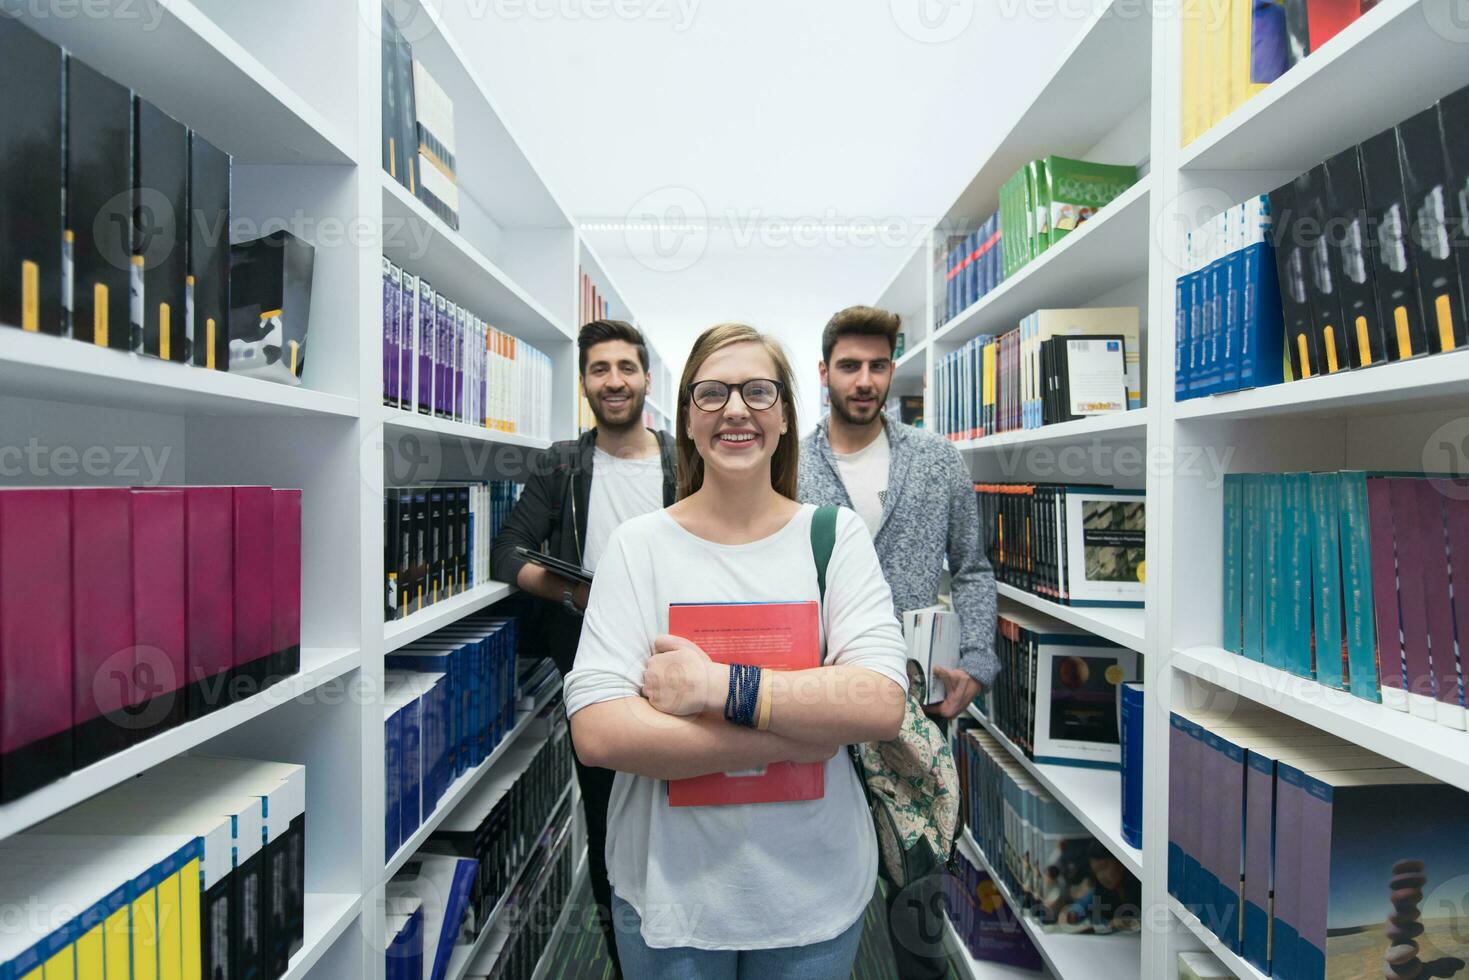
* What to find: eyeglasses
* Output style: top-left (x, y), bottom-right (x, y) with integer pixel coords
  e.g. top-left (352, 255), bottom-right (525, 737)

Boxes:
top-left (686, 378), bottom-right (784, 412)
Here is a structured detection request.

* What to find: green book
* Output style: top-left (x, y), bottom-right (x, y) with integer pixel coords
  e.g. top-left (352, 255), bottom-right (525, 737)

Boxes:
top-left (1028, 158), bottom-right (1050, 259)
top-left (1043, 156), bottom-right (1138, 248)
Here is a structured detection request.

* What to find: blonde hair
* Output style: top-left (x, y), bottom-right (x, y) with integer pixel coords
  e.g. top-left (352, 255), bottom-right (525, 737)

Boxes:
top-left (675, 324), bottom-right (800, 501)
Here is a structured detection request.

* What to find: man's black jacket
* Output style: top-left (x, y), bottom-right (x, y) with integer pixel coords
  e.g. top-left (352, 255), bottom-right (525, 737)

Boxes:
top-left (491, 426), bottom-right (677, 675)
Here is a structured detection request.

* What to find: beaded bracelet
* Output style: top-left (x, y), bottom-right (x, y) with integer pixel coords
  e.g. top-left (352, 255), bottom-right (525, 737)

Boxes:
top-left (723, 663), bottom-right (762, 728)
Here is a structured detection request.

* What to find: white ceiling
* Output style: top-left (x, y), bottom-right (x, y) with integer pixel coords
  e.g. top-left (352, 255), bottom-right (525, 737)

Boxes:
top-left (443, 0), bottom-right (1092, 427)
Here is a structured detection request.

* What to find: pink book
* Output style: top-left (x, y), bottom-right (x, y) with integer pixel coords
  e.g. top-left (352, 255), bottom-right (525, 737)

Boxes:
top-left (71, 488), bottom-right (135, 768)
top-left (233, 487), bottom-right (275, 698)
top-left (1417, 481), bottom-right (1466, 727)
top-left (0, 490), bottom-right (73, 802)
top-left (1389, 478), bottom-right (1436, 719)
top-left (131, 488), bottom-right (186, 740)
top-left (180, 487), bottom-right (234, 719)
top-left (271, 489), bottom-right (303, 685)
top-left (1446, 498), bottom-right (1469, 722)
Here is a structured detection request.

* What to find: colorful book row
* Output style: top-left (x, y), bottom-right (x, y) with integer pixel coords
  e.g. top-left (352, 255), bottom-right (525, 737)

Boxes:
top-left (383, 481), bottom-right (519, 621)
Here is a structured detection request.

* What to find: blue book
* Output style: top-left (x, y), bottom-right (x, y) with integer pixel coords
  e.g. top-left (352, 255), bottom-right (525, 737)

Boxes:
top-left (1176, 270), bottom-right (1190, 401)
top-left (1167, 711), bottom-right (1188, 899)
top-left (1119, 681), bottom-right (1144, 849)
top-left (1240, 199), bottom-right (1285, 390)
top-left (1222, 242), bottom-right (1244, 392)
top-left (385, 705), bottom-right (402, 861)
top-left (1222, 474), bottom-right (1244, 654)
top-left (1309, 473), bottom-right (1345, 690)
top-left (1261, 474), bottom-right (1289, 672)
top-left (1187, 268), bottom-right (1205, 399)
top-left (389, 645), bottom-right (464, 780)
top-left (1205, 252), bottom-right (1226, 395)
top-left (1283, 472), bottom-right (1315, 679)
top-left (1196, 730), bottom-right (1225, 923)
top-left (964, 232), bottom-right (979, 310)
top-left (1242, 474), bottom-right (1266, 663)
top-left (399, 696), bottom-right (422, 845)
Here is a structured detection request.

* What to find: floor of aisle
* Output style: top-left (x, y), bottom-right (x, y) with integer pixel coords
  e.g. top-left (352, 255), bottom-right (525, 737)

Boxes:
top-left (538, 877), bottom-right (964, 980)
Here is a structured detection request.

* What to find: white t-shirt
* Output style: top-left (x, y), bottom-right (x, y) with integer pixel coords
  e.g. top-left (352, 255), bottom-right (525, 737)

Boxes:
top-left (582, 447), bottom-right (665, 572)
top-left (564, 504), bottom-right (908, 950)
top-left (831, 426), bottom-right (890, 538)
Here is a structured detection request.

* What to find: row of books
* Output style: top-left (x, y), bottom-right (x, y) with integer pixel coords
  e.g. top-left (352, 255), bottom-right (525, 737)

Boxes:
top-left (382, 258), bottom-right (554, 437)
top-left (1167, 706), bottom-right (1469, 980)
top-left (464, 823), bottom-right (575, 980)
top-left (0, 486), bottom-right (301, 805)
top-left (975, 483), bottom-right (1146, 608)
top-left (382, 614), bottom-right (527, 861)
top-left (933, 307), bottom-right (1141, 441)
top-left (943, 854), bottom-right (1044, 972)
top-left (1180, 0), bottom-right (1370, 148)
top-left (380, 5), bottom-right (460, 229)
top-left (1, 16), bottom-right (317, 387)
top-left (940, 215), bottom-right (1004, 324)
top-left (998, 157), bottom-right (1138, 281)
top-left (576, 272), bottom-right (613, 434)
top-left (979, 603), bottom-right (1139, 770)
top-left (419, 704), bottom-right (571, 941)
top-left (953, 724), bottom-right (1142, 934)
top-left (0, 754), bottom-right (306, 980)
top-left (1175, 196), bottom-right (1284, 399)
top-left (1221, 472), bottom-right (1469, 729)
top-left (1267, 85), bottom-right (1469, 384)
top-left (384, 481), bottom-right (520, 622)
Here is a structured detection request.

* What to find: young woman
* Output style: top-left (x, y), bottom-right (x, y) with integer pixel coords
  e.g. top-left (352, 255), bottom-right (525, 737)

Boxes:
top-left (564, 323), bottom-right (909, 977)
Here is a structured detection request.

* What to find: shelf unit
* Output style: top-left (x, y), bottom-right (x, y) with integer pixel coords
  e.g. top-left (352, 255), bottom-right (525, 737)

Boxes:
top-left (0, 0), bottom-right (588, 974)
top-left (943, 913), bottom-right (1049, 980)
top-left (865, 0), bottom-right (1469, 975)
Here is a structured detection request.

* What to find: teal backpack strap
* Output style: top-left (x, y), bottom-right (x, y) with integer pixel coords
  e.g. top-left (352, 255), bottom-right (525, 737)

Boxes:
top-left (810, 505), bottom-right (838, 606)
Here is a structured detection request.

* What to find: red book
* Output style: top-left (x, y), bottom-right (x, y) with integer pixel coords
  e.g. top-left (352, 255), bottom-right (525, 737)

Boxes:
top-left (179, 487), bottom-right (234, 719)
top-left (271, 489), bottom-right (303, 685)
top-left (666, 601), bottom-right (824, 807)
top-left (71, 488), bottom-right (135, 768)
top-left (233, 487), bottom-right (275, 697)
top-left (0, 490), bottom-right (73, 801)
top-left (131, 488), bottom-right (186, 740)
top-left (1305, 0), bottom-right (1361, 52)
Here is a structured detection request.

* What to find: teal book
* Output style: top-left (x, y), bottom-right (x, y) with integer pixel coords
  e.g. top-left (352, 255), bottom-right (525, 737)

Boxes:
top-left (1262, 474), bottom-right (1289, 672)
top-left (1222, 474), bottom-right (1243, 654)
top-left (1337, 472), bottom-right (1381, 701)
top-left (1309, 473), bottom-right (1346, 690)
top-left (1242, 474), bottom-right (1266, 663)
top-left (1283, 472), bottom-right (1315, 680)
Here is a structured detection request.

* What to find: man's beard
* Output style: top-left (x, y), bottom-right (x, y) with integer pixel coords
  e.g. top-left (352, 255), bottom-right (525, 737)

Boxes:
top-left (591, 388), bottom-right (647, 431)
top-left (829, 389), bottom-right (887, 427)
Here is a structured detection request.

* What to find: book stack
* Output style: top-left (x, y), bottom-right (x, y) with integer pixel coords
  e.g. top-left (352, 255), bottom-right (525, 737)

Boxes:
top-left (383, 481), bottom-right (519, 621)
top-left (382, 258), bottom-right (554, 438)
top-left (1175, 195), bottom-right (1285, 399)
top-left (1180, 0), bottom-right (1374, 148)
top-left (1261, 85), bottom-right (1469, 385)
top-left (944, 853), bottom-right (1045, 972)
top-left (979, 603), bottom-right (1139, 770)
top-left (1221, 471), bottom-right (1469, 728)
top-left (383, 615), bottom-right (530, 861)
top-left (953, 723), bottom-right (1142, 934)
top-left (934, 307), bottom-right (1141, 441)
top-left (419, 704), bottom-right (571, 937)
top-left (0, 486), bottom-right (302, 804)
top-left (975, 483), bottom-right (1146, 608)
top-left (463, 811), bottom-right (576, 980)
top-left (380, 6), bottom-right (459, 229)
top-left (999, 157), bottom-right (1138, 280)
top-left (1167, 706), bottom-right (1469, 980)
top-left (1, 15), bottom-right (232, 370)
top-left (0, 754), bottom-right (306, 980)
top-left (942, 217), bottom-right (1005, 324)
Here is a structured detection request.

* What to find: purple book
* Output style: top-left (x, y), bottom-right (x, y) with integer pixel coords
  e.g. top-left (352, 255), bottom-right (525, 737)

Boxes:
top-left (0, 490), bottom-right (74, 802)
top-left (454, 305), bottom-right (465, 423)
top-left (383, 258), bottom-right (400, 408)
top-left (1242, 749), bottom-right (1275, 971)
top-left (400, 272), bottom-right (418, 410)
top-left (417, 281), bottom-right (435, 415)
top-left (1272, 761), bottom-right (1308, 979)
top-left (1365, 477), bottom-right (1406, 703)
top-left (271, 489), bottom-right (302, 686)
top-left (1389, 478), bottom-right (1435, 714)
top-left (1415, 481), bottom-right (1463, 722)
top-left (131, 488), bottom-right (187, 741)
top-left (436, 294), bottom-right (450, 418)
top-left (1446, 498), bottom-right (1469, 712)
top-left (71, 487), bottom-right (135, 769)
top-left (179, 486), bottom-right (234, 719)
top-left (233, 486), bottom-right (275, 697)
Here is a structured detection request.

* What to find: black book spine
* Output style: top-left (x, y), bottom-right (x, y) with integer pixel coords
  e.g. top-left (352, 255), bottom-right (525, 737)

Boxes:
top-left (385, 490), bottom-right (400, 621)
top-left (1398, 106), bottom-right (1467, 355)
top-left (412, 489), bottom-right (429, 613)
top-left (1360, 126), bottom-right (1427, 361)
top-left (429, 488), bottom-right (445, 605)
top-left (134, 98), bottom-right (188, 360)
top-left (1267, 179), bottom-right (1321, 379)
top-left (1323, 145), bottom-right (1388, 369)
top-left (1441, 85), bottom-right (1469, 354)
top-left (189, 131), bottom-right (231, 370)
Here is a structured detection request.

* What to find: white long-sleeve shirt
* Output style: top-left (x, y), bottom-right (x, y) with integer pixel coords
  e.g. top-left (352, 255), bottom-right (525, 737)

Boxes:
top-left (564, 504), bottom-right (908, 950)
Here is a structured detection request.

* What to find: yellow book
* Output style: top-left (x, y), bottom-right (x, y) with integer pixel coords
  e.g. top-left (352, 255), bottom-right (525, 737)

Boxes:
top-left (42, 943), bottom-right (74, 980)
top-left (1205, 0), bottom-right (1230, 134)
top-left (156, 871), bottom-right (183, 980)
top-left (132, 888), bottom-right (159, 980)
top-left (1230, 0), bottom-right (1268, 111)
top-left (1180, 0), bottom-right (1203, 145)
top-left (76, 922), bottom-right (105, 980)
top-left (981, 341), bottom-right (997, 435)
top-left (105, 904), bottom-right (131, 980)
top-left (179, 859), bottom-right (202, 980)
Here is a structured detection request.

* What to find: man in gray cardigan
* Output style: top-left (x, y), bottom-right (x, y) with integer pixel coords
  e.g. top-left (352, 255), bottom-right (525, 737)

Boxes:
top-left (798, 305), bottom-right (998, 980)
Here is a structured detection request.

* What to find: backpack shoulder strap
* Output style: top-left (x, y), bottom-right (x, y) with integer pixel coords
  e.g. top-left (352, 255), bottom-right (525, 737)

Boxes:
top-left (810, 505), bottom-right (838, 605)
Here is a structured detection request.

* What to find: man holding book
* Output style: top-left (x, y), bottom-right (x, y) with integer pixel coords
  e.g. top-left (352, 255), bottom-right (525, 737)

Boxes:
top-left (490, 319), bottom-right (675, 978)
top-left (798, 304), bottom-right (999, 980)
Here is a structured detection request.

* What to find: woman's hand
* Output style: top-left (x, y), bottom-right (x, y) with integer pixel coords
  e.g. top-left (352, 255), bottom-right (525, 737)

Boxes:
top-left (642, 634), bottom-right (721, 717)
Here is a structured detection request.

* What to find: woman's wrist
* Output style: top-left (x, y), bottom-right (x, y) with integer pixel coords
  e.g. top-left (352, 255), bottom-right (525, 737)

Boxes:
top-left (705, 662), bottom-right (730, 716)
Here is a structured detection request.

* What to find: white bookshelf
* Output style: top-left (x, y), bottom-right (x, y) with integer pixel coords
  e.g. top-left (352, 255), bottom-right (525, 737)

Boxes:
top-left (868, 0), bottom-right (1469, 976)
top-left (576, 234), bottom-right (674, 433)
top-left (0, 1), bottom-right (587, 975)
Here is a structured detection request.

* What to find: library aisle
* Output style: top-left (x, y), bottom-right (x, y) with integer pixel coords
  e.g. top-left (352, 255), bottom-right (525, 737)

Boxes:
top-left (3, 1), bottom-right (1469, 978)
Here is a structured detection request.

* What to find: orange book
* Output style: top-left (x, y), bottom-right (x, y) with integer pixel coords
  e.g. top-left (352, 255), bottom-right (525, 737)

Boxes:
top-left (666, 601), bottom-right (825, 807)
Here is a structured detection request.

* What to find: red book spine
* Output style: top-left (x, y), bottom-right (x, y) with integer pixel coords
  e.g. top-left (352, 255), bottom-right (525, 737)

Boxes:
top-left (1365, 477), bottom-right (1405, 698)
top-left (1305, 0), bottom-right (1361, 51)
top-left (0, 490), bottom-right (74, 802)
top-left (1389, 478), bottom-right (1434, 711)
top-left (183, 486), bottom-right (234, 719)
top-left (233, 486), bottom-right (275, 697)
top-left (71, 487), bottom-right (135, 769)
top-left (1415, 481), bottom-right (1463, 719)
top-left (131, 488), bottom-right (186, 740)
top-left (272, 489), bottom-right (303, 684)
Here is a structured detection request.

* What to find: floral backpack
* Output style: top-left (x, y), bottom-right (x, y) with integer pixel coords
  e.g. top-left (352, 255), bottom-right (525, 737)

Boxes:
top-left (810, 505), bottom-right (960, 887)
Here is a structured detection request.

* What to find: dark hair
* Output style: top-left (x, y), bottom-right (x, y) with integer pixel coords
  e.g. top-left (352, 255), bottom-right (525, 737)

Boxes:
top-left (578, 319), bottom-right (649, 375)
top-left (821, 305), bottom-right (900, 363)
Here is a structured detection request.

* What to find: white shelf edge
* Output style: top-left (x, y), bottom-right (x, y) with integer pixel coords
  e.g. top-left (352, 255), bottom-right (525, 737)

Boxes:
top-left (933, 176), bottom-right (1152, 348)
top-left (894, 340), bottom-right (930, 381)
top-left (1171, 646), bottom-right (1469, 793)
top-left (1167, 896), bottom-right (1269, 980)
top-left (280, 892), bottom-right (364, 980)
top-left (0, 647), bottom-right (361, 841)
top-left (997, 584), bottom-right (1146, 654)
top-left (383, 679), bottom-right (562, 881)
top-left (944, 911), bottom-right (1050, 980)
top-left (966, 705), bottom-right (1143, 877)
top-left (383, 581), bottom-right (516, 653)
top-left (380, 407), bottom-right (552, 452)
top-left (951, 410), bottom-right (1147, 453)
top-left (957, 829), bottom-right (1140, 980)
top-left (526, 846), bottom-right (589, 980)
